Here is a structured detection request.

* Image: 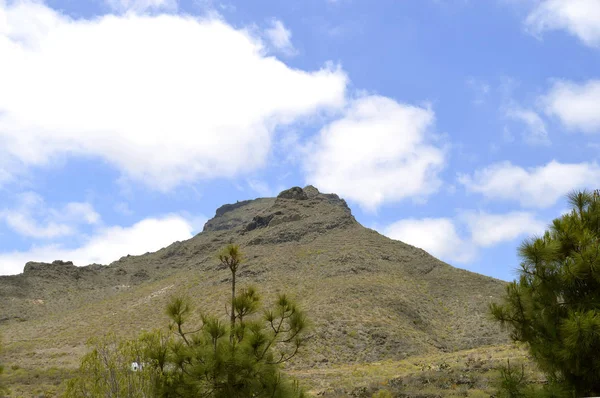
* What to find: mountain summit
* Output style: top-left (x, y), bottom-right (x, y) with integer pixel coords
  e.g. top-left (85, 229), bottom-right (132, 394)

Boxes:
top-left (203, 185), bottom-right (356, 242)
top-left (0, 186), bottom-right (507, 390)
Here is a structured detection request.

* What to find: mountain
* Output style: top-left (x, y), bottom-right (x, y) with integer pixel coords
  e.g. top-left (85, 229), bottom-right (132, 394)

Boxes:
top-left (0, 186), bottom-right (509, 395)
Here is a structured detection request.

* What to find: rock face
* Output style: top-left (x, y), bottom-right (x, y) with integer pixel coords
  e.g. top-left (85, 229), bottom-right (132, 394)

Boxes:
top-left (245, 212), bottom-right (282, 232)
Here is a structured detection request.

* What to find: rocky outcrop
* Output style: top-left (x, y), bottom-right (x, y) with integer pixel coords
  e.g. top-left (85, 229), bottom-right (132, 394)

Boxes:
top-left (277, 186), bottom-right (308, 200)
top-left (245, 212), bottom-right (282, 232)
top-left (24, 260), bottom-right (82, 279)
top-left (203, 198), bottom-right (275, 232)
top-left (203, 186), bottom-right (355, 236)
top-left (215, 200), bottom-right (252, 217)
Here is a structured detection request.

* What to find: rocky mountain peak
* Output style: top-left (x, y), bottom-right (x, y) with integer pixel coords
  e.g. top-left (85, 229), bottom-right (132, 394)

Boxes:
top-left (202, 186), bottom-right (355, 239)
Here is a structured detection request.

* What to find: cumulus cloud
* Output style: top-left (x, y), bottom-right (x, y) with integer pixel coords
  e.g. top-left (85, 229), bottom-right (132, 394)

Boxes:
top-left (526, 0), bottom-right (600, 48)
top-left (304, 95), bottom-right (445, 211)
top-left (0, 215), bottom-right (194, 275)
top-left (0, 192), bottom-right (100, 239)
top-left (383, 218), bottom-right (475, 264)
top-left (0, 2), bottom-right (347, 191)
top-left (265, 19), bottom-right (296, 56)
top-left (382, 211), bottom-right (546, 265)
top-left (541, 80), bottom-right (600, 133)
top-left (461, 211), bottom-right (546, 247)
top-left (458, 160), bottom-right (600, 208)
top-left (505, 107), bottom-right (550, 145)
top-left (104, 0), bottom-right (177, 13)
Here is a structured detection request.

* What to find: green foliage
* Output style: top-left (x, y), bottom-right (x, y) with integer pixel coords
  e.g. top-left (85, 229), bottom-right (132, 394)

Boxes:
top-left (491, 190), bottom-right (600, 396)
top-left (495, 359), bottom-right (571, 398)
top-left (64, 332), bottom-right (162, 397)
top-left (496, 360), bottom-right (528, 398)
top-left (65, 245), bottom-right (308, 397)
top-left (154, 291), bottom-right (307, 397)
top-left (372, 389), bottom-right (393, 398)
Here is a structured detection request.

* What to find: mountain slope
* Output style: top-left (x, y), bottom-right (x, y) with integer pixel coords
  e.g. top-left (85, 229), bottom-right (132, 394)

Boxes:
top-left (0, 186), bottom-right (508, 393)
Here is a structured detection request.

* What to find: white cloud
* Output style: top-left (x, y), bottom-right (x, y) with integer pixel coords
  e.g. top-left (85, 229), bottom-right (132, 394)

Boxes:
top-left (0, 192), bottom-right (100, 239)
top-left (382, 211), bottom-right (547, 265)
top-left (104, 0), bottom-right (177, 13)
top-left (0, 2), bottom-right (347, 191)
top-left (304, 95), bottom-right (445, 211)
top-left (60, 202), bottom-right (101, 225)
top-left (461, 211), bottom-right (546, 247)
top-left (459, 160), bottom-right (600, 208)
top-left (2, 212), bottom-right (73, 239)
top-left (541, 80), bottom-right (600, 133)
top-left (505, 107), bottom-right (550, 145)
top-left (526, 0), bottom-right (600, 48)
top-left (383, 218), bottom-right (475, 264)
top-left (265, 19), bottom-right (296, 56)
top-left (0, 215), bottom-right (194, 275)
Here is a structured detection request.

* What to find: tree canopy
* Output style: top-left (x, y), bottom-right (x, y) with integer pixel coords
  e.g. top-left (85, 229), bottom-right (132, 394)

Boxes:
top-left (491, 190), bottom-right (600, 396)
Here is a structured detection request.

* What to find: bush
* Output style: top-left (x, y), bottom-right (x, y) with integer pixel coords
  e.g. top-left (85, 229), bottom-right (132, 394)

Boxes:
top-left (65, 244), bottom-right (309, 398)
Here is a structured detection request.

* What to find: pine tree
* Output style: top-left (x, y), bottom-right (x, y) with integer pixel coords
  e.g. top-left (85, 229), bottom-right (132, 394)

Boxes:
top-left (491, 190), bottom-right (600, 396)
top-left (154, 244), bottom-right (308, 397)
top-left (65, 244), bottom-right (308, 397)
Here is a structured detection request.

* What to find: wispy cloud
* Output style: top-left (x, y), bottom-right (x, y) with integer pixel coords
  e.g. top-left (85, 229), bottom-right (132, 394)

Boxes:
top-left (265, 19), bottom-right (297, 56)
top-left (104, 0), bottom-right (178, 13)
top-left (505, 106), bottom-right (550, 145)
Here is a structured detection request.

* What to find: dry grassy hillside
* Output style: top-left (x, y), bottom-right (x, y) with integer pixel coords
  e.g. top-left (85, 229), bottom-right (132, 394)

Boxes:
top-left (0, 186), bottom-right (512, 396)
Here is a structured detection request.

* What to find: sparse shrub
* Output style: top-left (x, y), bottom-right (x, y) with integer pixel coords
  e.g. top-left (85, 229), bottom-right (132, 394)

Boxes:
top-left (496, 360), bottom-right (528, 398)
top-left (372, 389), bottom-right (393, 398)
top-left (439, 361), bottom-right (451, 370)
top-left (63, 332), bottom-right (162, 397)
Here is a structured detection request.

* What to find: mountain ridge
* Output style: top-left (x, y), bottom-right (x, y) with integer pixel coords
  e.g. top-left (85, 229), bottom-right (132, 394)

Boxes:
top-left (0, 185), bottom-right (509, 395)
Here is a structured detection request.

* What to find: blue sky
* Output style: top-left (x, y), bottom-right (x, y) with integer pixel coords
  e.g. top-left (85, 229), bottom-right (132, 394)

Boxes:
top-left (1, 0), bottom-right (600, 280)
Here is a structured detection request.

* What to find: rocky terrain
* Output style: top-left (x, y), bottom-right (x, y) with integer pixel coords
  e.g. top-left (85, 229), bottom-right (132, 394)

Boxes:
top-left (0, 186), bottom-right (511, 396)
